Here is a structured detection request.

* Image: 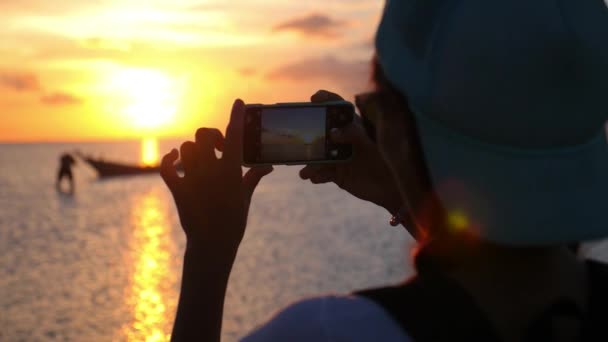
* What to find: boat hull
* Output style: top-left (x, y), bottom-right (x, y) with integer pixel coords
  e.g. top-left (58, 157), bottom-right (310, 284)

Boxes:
top-left (83, 157), bottom-right (160, 178)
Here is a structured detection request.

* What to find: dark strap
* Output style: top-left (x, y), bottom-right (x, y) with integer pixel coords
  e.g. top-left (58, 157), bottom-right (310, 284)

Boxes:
top-left (356, 260), bottom-right (608, 342)
top-left (356, 271), bottom-right (501, 341)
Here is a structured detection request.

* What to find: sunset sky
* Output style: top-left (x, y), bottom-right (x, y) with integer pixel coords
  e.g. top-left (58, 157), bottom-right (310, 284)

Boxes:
top-left (0, 0), bottom-right (381, 142)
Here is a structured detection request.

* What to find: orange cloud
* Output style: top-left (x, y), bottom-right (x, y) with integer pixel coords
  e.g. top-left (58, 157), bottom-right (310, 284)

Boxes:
top-left (273, 13), bottom-right (347, 39)
top-left (0, 71), bottom-right (41, 91)
top-left (0, 70), bottom-right (81, 106)
top-left (0, 0), bottom-right (92, 15)
top-left (40, 92), bottom-right (82, 106)
top-left (267, 55), bottom-right (370, 94)
top-left (238, 67), bottom-right (256, 76)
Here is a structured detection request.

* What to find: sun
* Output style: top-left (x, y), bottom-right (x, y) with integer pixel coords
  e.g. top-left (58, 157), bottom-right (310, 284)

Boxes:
top-left (110, 68), bottom-right (181, 130)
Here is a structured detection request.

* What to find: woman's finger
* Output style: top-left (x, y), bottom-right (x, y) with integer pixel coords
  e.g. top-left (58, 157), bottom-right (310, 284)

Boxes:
top-left (310, 168), bottom-right (336, 184)
top-left (180, 141), bottom-right (198, 176)
top-left (310, 90), bottom-right (344, 103)
top-left (330, 121), bottom-right (372, 147)
top-left (195, 128), bottom-right (223, 162)
top-left (160, 148), bottom-right (180, 191)
top-left (299, 165), bottom-right (325, 179)
top-left (223, 99), bottom-right (245, 167)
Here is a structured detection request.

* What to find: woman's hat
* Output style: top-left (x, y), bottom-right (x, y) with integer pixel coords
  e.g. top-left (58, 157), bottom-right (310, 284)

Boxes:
top-left (375, 0), bottom-right (608, 245)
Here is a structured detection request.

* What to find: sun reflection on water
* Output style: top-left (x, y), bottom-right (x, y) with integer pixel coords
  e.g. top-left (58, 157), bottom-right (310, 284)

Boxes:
top-left (141, 137), bottom-right (159, 166)
top-left (121, 191), bottom-right (178, 342)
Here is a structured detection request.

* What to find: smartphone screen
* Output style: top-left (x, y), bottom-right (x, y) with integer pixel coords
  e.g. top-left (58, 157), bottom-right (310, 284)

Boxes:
top-left (244, 102), bottom-right (353, 165)
top-left (261, 107), bottom-right (326, 162)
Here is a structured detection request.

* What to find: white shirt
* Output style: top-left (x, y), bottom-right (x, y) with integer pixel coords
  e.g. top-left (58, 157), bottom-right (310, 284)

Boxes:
top-left (241, 295), bottom-right (412, 342)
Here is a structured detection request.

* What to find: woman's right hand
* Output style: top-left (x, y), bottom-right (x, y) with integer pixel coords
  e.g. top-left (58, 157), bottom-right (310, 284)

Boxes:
top-left (299, 90), bottom-right (402, 214)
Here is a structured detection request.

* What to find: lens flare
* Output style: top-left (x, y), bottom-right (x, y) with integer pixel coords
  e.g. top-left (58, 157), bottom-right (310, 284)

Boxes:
top-left (447, 210), bottom-right (470, 233)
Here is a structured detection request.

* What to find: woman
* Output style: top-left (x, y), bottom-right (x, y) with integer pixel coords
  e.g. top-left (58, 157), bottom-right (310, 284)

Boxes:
top-left (161, 0), bottom-right (608, 341)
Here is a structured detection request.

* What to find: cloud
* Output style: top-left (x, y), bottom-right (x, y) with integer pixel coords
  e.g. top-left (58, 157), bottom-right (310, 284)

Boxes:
top-left (355, 36), bottom-right (374, 50)
top-left (39, 92), bottom-right (82, 106)
top-left (238, 67), bottom-right (256, 76)
top-left (267, 55), bottom-right (370, 94)
top-left (0, 0), bottom-right (95, 15)
top-left (273, 13), bottom-right (347, 39)
top-left (0, 70), bottom-right (81, 106)
top-left (2, 31), bottom-right (156, 62)
top-left (185, 2), bottom-right (234, 12)
top-left (0, 72), bottom-right (41, 91)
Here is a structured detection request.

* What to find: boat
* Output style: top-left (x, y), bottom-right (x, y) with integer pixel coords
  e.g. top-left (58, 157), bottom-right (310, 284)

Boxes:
top-left (81, 156), bottom-right (162, 178)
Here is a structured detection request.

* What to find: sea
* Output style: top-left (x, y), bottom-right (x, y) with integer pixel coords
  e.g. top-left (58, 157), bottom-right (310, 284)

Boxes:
top-left (0, 140), bottom-right (415, 341)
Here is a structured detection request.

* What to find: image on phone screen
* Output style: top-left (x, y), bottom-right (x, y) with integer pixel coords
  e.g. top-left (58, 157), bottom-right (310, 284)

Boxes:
top-left (260, 107), bottom-right (326, 162)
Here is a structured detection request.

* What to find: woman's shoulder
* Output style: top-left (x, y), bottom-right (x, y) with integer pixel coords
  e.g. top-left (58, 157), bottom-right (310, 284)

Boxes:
top-left (241, 294), bottom-right (412, 342)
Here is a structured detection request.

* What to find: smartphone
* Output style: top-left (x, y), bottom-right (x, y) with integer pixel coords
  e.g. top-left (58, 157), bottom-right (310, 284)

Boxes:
top-left (243, 101), bottom-right (354, 166)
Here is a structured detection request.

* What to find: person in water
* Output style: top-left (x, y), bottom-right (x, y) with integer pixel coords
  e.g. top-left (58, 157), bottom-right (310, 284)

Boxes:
top-left (56, 153), bottom-right (76, 192)
top-left (161, 0), bottom-right (608, 341)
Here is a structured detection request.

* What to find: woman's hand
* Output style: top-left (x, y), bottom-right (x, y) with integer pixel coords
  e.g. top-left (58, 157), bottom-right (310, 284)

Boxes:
top-left (161, 99), bottom-right (273, 259)
top-left (299, 90), bottom-right (401, 214)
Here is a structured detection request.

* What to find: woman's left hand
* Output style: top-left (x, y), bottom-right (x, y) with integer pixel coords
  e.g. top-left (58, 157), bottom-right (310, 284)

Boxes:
top-left (160, 99), bottom-right (273, 260)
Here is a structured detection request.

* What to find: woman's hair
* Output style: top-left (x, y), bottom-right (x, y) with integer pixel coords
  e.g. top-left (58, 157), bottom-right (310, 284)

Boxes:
top-left (370, 59), bottom-right (581, 271)
top-left (371, 57), bottom-right (453, 271)
top-left (372, 59), bottom-right (525, 271)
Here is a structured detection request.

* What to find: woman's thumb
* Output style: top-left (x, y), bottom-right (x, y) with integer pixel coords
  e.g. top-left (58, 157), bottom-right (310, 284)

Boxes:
top-left (243, 165), bottom-right (274, 201)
